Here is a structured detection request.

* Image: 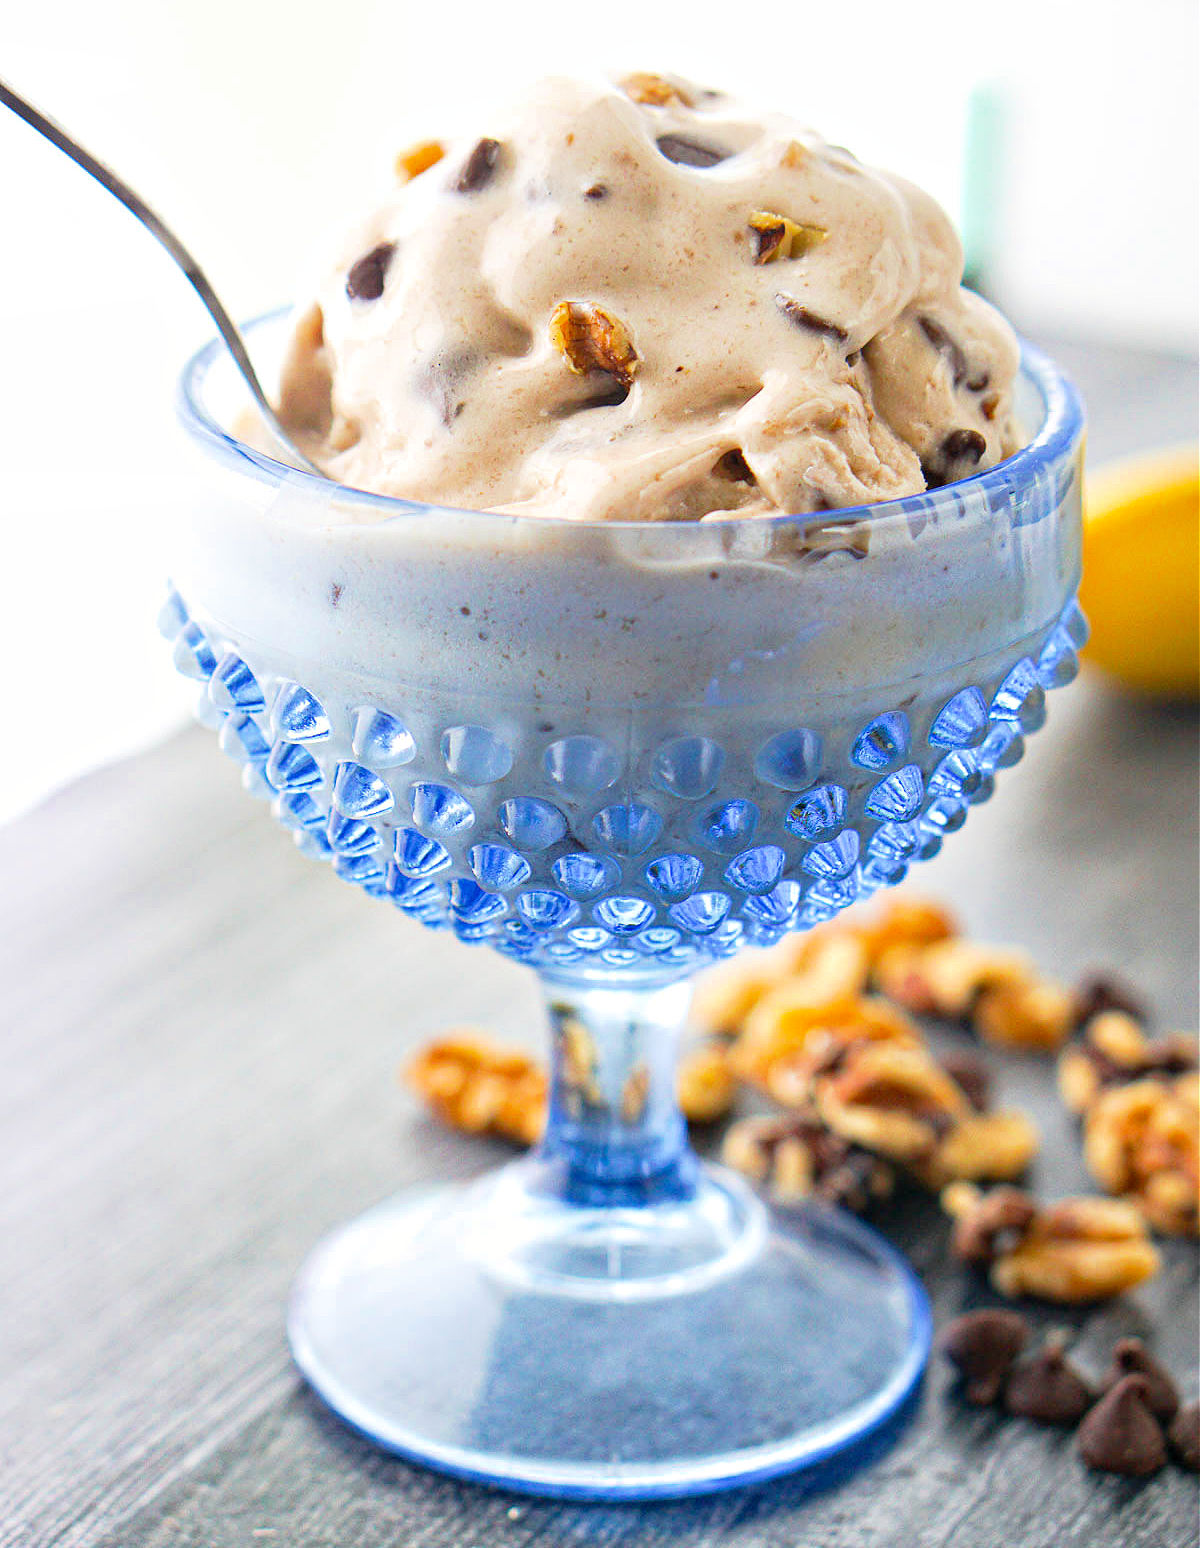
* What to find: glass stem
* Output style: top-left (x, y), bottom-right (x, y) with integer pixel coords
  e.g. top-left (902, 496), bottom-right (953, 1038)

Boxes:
top-left (533, 974), bottom-right (698, 1208)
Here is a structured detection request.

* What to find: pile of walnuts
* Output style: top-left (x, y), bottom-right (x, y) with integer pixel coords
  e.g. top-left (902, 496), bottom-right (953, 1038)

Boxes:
top-left (405, 894), bottom-right (1197, 1303)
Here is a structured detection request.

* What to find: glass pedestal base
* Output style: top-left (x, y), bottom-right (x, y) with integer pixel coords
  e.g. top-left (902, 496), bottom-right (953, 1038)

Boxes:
top-left (288, 1160), bottom-right (930, 1499)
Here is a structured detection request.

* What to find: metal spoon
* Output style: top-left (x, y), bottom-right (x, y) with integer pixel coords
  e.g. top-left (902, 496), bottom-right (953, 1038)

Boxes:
top-left (0, 77), bottom-right (320, 474)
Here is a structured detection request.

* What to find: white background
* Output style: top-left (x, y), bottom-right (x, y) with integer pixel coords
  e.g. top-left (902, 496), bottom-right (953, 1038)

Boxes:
top-left (1, 0), bottom-right (1197, 821)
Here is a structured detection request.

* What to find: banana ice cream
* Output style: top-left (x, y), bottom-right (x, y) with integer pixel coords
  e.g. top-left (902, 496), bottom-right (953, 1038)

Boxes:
top-left (277, 73), bottom-right (1021, 521)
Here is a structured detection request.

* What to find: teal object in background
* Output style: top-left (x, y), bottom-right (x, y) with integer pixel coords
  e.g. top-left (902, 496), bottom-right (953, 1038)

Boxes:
top-left (962, 83), bottom-right (1006, 297)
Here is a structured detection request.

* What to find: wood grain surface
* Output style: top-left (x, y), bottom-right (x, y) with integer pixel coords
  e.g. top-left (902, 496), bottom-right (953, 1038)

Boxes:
top-left (2, 339), bottom-right (1197, 1547)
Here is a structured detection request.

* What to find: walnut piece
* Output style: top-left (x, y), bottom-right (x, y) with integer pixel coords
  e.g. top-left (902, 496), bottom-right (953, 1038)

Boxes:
top-left (1083, 1073), bottom-right (1199, 1236)
top-left (395, 139), bottom-right (445, 182)
top-left (405, 1033), bottom-right (546, 1146)
top-left (721, 1111), bottom-right (894, 1210)
top-left (814, 1040), bottom-right (970, 1161)
top-left (747, 211), bottom-right (827, 265)
top-left (943, 1183), bottom-right (1161, 1303)
top-left (619, 72), bottom-right (694, 107)
top-left (1058, 1014), bottom-right (1197, 1115)
top-left (919, 1110), bottom-right (1040, 1188)
top-left (975, 979), bottom-right (1077, 1051)
top-left (550, 302), bottom-right (639, 387)
top-left (735, 989), bottom-right (918, 1093)
top-left (913, 939), bottom-right (1036, 1019)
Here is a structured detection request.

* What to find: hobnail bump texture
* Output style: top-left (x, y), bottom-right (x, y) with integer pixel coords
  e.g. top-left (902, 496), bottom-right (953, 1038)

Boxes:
top-left (161, 585), bottom-right (1085, 975)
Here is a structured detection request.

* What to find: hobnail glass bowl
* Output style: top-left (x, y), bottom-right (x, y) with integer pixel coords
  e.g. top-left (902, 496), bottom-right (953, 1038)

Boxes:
top-left (167, 312), bottom-right (1084, 1498)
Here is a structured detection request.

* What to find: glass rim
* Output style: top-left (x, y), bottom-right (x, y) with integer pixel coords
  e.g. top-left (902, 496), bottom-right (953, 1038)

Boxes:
top-left (176, 307), bottom-right (1085, 532)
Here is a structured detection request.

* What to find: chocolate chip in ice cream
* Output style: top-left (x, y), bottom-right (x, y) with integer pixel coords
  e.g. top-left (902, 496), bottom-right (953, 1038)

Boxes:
top-left (922, 428), bottom-right (987, 488)
top-left (345, 242), bottom-right (396, 302)
top-left (656, 133), bottom-right (729, 168)
top-left (1078, 1376), bottom-right (1168, 1476)
top-left (455, 138), bottom-right (502, 193)
top-left (1100, 1338), bottom-right (1180, 1422)
top-left (939, 1308), bottom-right (1029, 1405)
top-left (1003, 1333), bottom-right (1094, 1425)
top-left (775, 294), bottom-right (849, 344)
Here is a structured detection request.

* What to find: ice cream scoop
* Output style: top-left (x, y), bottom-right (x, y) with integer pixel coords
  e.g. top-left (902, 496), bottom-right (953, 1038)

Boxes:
top-left (277, 73), bottom-right (1021, 520)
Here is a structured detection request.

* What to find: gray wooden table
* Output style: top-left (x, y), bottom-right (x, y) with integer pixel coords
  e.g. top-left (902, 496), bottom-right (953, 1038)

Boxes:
top-left (2, 340), bottom-right (1197, 1547)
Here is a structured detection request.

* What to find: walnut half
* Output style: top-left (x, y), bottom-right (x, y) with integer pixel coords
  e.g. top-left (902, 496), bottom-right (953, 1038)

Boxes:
top-left (943, 1183), bottom-right (1161, 1303)
top-left (550, 302), bottom-right (640, 388)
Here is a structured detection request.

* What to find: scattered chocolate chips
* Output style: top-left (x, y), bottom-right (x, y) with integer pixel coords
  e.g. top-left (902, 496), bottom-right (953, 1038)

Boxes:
top-left (940, 1308), bottom-right (1029, 1404)
top-left (656, 133), bottom-right (729, 168)
top-left (1074, 973), bottom-right (1149, 1028)
top-left (918, 315), bottom-right (969, 387)
top-left (345, 241), bottom-right (396, 302)
top-left (1168, 1401), bottom-right (1200, 1471)
top-left (1004, 1334), bottom-right (1094, 1424)
top-left (455, 137), bottom-right (502, 194)
top-left (1101, 1338), bottom-right (1180, 1422)
top-left (583, 183), bottom-right (609, 200)
top-left (950, 1186), bottom-right (1037, 1265)
top-left (1078, 1375), bottom-right (1168, 1476)
top-left (938, 1049), bottom-right (991, 1113)
top-left (714, 448), bottom-right (755, 484)
top-left (775, 294), bottom-right (849, 344)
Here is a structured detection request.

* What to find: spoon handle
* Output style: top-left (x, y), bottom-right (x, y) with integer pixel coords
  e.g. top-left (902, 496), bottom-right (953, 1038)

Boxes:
top-left (0, 78), bottom-right (318, 473)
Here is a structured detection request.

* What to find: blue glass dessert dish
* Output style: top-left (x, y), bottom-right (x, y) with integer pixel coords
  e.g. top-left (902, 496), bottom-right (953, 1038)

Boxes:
top-left (168, 314), bottom-right (1084, 1498)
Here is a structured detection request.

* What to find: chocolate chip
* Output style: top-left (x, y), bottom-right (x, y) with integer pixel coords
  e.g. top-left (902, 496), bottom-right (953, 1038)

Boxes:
top-left (918, 315), bottom-right (969, 387)
top-left (938, 1049), bottom-right (991, 1112)
top-left (775, 294), bottom-right (849, 344)
top-left (1101, 1338), bottom-right (1180, 1422)
top-left (714, 449), bottom-right (755, 484)
top-left (583, 183), bottom-right (609, 200)
top-left (329, 582), bottom-right (343, 608)
top-left (942, 428), bottom-right (987, 464)
top-left (1004, 1335), bottom-right (1094, 1424)
top-left (1168, 1401), bottom-right (1200, 1471)
top-left (950, 1187), bottom-right (1037, 1265)
top-left (455, 138), bottom-right (502, 193)
top-left (345, 242), bottom-right (396, 302)
top-left (656, 133), bottom-right (729, 168)
top-left (941, 1309), bottom-right (1029, 1405)
top-left (966, 370), bottom-right (991, 392)
top-left (922, 429), bottom-right (988, 489)
top-left (1074, 973), bottom-right (1148, 1028)
top-left (1078, 1376), bottom-right (1168, 1476)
